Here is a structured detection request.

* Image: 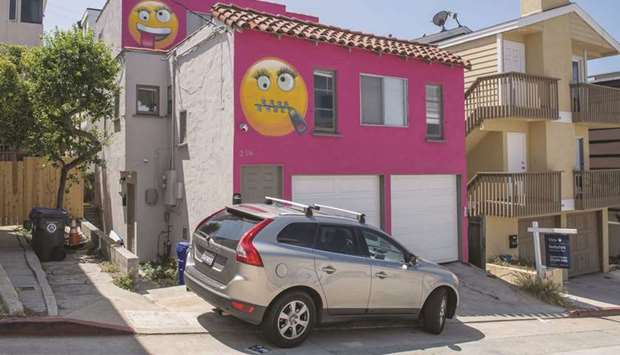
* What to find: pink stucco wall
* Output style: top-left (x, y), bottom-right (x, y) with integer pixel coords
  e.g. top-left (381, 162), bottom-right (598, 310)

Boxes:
top-left (233, 30), bottom-right (468, 260)
top-left (121, 0), bottom-right (318, 50)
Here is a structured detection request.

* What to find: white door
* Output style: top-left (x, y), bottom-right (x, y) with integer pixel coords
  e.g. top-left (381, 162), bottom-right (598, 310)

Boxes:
top-left (503, 40), bottom-right (526, 73)
top-left (507, 132), bottom-right (527, 172)
top-left (292, 175), bottom-right (381, 227)
top-left (390, 175), bottom-right (459, 263)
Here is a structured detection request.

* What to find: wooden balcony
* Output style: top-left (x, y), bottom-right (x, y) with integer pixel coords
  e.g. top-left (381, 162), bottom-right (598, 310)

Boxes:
top-left (465, 72), bottom-right (559, 134)
top-left (571, 83), bottom-right (620, 125)
top-left (467, 171), bottom-right (562, 218)
top-left (574, 170), bottom-right (620, 210)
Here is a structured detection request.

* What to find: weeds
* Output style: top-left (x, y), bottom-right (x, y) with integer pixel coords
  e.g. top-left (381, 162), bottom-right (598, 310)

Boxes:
top-left (139, 258), bottom-right (178, 287)
top-left (515, 273), bottom-right (572, 308)
top-left (99, 261), bottom-right (119, 273)
top-left (112, 274), bottom-right (135, 291)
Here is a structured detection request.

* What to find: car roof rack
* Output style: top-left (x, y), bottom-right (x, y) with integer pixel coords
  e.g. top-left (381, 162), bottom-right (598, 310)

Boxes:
top-left (312, 204), bottom-right (366, 224)
top-left (265, 197), bottom-right (313, 217)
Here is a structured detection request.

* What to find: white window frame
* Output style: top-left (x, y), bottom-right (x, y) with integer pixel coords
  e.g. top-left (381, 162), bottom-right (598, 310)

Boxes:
top-left (425, 83), bottom-right (444, 140)
top-left (359, 73), bottom-right (408, 128)
top-left (313, 70), bottom-right (337, 133)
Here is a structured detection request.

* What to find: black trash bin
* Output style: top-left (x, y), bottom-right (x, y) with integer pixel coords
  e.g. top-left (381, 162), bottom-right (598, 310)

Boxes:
top-left (29, 208), bottom-right (69, 262)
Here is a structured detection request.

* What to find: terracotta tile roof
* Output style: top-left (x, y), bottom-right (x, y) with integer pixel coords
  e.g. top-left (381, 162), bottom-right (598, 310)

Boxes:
top-left (211, 3), bottom-right (469, 69)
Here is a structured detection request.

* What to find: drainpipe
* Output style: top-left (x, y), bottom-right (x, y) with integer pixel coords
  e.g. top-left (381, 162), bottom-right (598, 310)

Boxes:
top-left (168, 53), bottom-right (177, 171)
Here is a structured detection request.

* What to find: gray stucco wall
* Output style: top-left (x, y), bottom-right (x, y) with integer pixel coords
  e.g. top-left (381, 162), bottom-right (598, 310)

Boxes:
top-left (172, 28), bottom-right (235, 236)
top-left (0, 0), bottom-right (44, 46)
top-left (100, 49), bottom-right (173, 261)
top-left (94, 0), bottom-right (123, 57)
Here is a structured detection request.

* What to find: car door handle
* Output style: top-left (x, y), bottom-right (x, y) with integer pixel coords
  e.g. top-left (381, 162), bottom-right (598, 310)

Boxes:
top-left (321, 266), bottom-right (336, 274)
top-left (375, 271), bottom-right (389, 279)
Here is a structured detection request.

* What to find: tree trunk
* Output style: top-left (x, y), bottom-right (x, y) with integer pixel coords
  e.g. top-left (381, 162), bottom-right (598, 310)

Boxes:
top-left (56, 166), bottom-right (69, 209)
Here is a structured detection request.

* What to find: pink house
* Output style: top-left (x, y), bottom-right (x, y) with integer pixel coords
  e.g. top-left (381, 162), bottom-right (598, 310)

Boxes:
top-left (91, 0), bottom-right (468, 263)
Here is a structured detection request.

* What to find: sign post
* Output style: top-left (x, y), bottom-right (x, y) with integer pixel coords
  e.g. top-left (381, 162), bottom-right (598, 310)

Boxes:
top-left (528, 222), bottom-right (578, 279)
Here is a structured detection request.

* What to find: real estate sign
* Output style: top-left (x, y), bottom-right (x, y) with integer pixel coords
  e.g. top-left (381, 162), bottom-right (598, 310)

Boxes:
top-left (545, 234), bottom-right (571, 269)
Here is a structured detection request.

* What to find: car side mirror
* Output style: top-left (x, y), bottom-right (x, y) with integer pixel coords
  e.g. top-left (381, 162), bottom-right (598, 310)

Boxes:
top-left (407, 254), bottom-right (417, 266)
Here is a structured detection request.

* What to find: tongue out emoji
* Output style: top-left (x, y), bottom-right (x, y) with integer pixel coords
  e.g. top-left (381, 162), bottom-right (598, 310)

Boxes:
top-left (128, 1), bottom-right (179, 50)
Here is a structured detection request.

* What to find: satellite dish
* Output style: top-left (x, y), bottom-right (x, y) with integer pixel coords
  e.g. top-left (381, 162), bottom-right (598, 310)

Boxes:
top-left (432, 11), bottom-right (451, 31)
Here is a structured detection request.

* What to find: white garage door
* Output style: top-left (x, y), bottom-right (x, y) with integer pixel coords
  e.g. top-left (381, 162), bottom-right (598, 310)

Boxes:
top-left (391, 175), bottom-right (459, 263)
top-left (292, 175), bottom-right (381, 227)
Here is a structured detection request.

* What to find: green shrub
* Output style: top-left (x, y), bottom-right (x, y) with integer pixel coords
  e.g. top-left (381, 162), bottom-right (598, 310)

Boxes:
top-left (100, 261), bottom-right (119, 273)
top-left (140, 258), bottom-right (178, 287)
top-left (515, 273), bottom-right (572, 308)
top-left (112, 274), bottom-right (135, 291)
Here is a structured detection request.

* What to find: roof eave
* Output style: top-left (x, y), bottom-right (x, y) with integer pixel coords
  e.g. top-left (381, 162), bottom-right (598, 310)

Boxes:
top-left (436, 3), bottom-right (620, 53)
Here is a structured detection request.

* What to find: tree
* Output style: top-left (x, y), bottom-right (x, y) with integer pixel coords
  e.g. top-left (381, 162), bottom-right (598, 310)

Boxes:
top-left (0, 45), bottom-right (33, 156)
top-left (25, 28), bottom-right (120, 209)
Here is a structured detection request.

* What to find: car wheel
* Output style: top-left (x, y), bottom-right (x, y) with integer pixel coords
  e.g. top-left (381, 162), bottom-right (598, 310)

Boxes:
top-left (422, 288), bottom-right (448, 335)
top-left (261, 291), bottom-right (315, 348)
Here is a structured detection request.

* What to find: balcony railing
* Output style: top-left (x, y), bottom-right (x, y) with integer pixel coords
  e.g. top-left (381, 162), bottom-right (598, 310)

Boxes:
top-left (467, 171), bottom-right (562, 218)
top-left (571, 83), bottom-right (620, 124)
top-left (465, 72), bottom-right (559, 134)
top-left (574, 169), bottom-right (620, 210)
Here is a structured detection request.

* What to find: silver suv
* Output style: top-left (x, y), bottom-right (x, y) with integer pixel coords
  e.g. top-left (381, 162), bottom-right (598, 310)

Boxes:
top-left (185, 198), bottom-right (459, 348)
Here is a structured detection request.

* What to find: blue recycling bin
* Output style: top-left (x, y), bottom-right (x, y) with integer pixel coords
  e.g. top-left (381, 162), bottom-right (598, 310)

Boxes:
top-left (176, 241), bottom-right (190, 285)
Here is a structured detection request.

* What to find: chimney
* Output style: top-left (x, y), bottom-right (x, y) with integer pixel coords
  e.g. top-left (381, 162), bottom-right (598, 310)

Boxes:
top-left (520, 0), bottom-right (570, 16)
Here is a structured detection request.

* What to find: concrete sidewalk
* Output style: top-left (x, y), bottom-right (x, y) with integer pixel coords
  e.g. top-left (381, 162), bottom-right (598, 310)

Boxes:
top-left (564, 270), bottom-right (620, 310)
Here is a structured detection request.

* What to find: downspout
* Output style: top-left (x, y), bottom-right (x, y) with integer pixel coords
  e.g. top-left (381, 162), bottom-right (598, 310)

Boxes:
top-left (169, 53), bottom-right (177, 171)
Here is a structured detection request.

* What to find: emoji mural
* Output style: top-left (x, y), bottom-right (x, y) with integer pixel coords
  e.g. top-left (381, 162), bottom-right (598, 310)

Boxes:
top-left (240, 58), bottom-right (308, 137)
top-left (128, 0), bottom-right (179, 50)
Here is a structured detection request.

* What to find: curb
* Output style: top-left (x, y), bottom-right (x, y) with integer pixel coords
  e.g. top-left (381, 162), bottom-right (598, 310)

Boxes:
top-left (17, 236), bottom-right (58, 316)
top-left (569, 308), bottom-right (620, 318)
top-left (0, 263), bottom-right (24, 316)
top-left (0, 317), bottom-right (135, 336)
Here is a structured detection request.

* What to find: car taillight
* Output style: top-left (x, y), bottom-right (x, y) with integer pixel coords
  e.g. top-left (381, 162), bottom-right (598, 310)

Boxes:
top-left (231, 301), bottom-right (256, 314)
top-left (236, 218), bottom-right (272, 267)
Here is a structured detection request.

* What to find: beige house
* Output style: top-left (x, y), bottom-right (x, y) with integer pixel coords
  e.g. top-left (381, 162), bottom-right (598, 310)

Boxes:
top-left (0, 0), bottom-right (46, 46)
top-left (430, 0), bottom-right (620, 277)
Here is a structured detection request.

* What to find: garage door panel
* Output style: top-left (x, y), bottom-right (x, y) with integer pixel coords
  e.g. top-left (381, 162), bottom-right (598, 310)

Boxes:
top-left (292, 175), bottom-right (381, 228)
top-left (391, 175), bottom-right (459, 263)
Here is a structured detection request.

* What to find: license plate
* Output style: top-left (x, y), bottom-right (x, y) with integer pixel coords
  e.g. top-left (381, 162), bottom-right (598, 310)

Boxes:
top-left (201, 251), bottom-right (215, 266)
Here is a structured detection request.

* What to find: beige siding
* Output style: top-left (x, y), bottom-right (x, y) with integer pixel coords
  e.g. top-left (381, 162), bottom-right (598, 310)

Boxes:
top-left (445, 36), bottom-right (498, 91)
top-left (570, 13), bottom-right (612, 51)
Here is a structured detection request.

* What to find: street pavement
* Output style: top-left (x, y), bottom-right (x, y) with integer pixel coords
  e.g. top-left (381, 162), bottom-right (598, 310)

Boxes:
top-left (1, 315), bottom-right (620, 354)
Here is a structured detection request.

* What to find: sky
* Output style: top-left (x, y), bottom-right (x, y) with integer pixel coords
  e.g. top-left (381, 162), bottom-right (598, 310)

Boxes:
top-left (44, 0), bottom-right (620, 76)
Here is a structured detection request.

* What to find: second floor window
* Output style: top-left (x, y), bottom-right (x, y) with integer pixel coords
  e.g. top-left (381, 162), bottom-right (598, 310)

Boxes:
top-left (21, 0), bottom-right (43, 24)
top-left (425, 84), bottom-right (444, 140)
top-left (179, 110), bottom-right (188, 145)
top-left (136, 85), bottom-right (159, 115)
top-left (9, 0), bottom-right (17, 20)
top-left (313, 70), bottom-right (337, 133)
top-left (361, 74), bottom-right (407, 127)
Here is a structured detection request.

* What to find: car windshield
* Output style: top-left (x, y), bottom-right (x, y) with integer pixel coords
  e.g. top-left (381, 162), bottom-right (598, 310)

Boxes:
top-left (196, 210), bottom-right (260, 249)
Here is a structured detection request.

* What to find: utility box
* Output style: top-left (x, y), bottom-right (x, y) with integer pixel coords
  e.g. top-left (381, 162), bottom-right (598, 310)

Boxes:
top-left (164, 170), bottom-right (177, 206)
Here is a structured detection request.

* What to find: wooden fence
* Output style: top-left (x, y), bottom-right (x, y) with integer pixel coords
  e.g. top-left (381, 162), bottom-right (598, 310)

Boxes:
top-left (0, 157), bottom-right (83, 226)
top-left (574, 169), bottom-right (620, 210)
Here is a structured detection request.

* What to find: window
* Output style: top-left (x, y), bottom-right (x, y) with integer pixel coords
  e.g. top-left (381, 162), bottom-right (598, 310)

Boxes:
top-left (179, 110), bottom-right (187, 145)
top-left (9, 0), bottom-right (17, 20)
top-left (277, 223), bottom-right (317, 248)
top-left (314, 70), bottom-right (337, 132)
top-left (360, 229), bottom-right (406, 264)
top-left (187, 12), bottom-right (212, 34)
top-left (113, 92), bottom-right (121, 133)
top-left (21, 0), bottom-right (43, 24)
top-left (136, 85), bottom-right (159, 115)
top-left (196, 210), bottom-right (260, 250)
top-left (361, 75), bottom-right (407, 127)
top-left (425, 84), bottom-right (443, 140)
top-left (316, 225), bottom-right (359, 256)
top-left (167, 85), bottom-right (172, 116)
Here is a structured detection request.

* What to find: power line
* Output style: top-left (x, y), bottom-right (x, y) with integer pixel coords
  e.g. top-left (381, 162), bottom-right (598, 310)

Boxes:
top-left (167, 0), bottom-right (218, 29)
